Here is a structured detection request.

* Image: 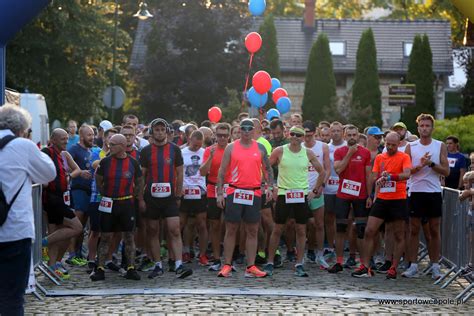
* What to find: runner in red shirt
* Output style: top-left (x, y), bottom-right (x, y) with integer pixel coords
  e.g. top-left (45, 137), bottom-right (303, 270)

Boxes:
top-left (199, 123), bottom-right (231, 272)
top-left (328, 125), bottom-right (373, 274)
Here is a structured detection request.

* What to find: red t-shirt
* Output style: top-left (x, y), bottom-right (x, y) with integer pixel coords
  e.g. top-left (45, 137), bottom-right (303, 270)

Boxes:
top-left (203, 145), bottom-right (230, 198)
top-left (334, 145), bottom-right (371, 200)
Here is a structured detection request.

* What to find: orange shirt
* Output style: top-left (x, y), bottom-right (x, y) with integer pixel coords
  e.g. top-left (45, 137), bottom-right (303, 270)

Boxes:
top-left (372, 151), bottom-right (412, 200)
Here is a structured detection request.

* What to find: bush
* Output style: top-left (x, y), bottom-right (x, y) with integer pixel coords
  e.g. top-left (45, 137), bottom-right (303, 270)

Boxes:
top-left (432, 115), bottom-right (474, 153)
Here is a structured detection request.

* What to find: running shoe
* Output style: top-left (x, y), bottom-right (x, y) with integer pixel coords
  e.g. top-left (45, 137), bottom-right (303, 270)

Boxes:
top-left (182, 252), bottom-right (192, 263)
top-left (274, 253), bottom-right (283, 268)
top-left (208, 260), bottom-right (222, 272)
top-left (138, 258), bottom-right (155, 272)
top-left (176, 265), bottom-right (193, 279)
top-left (90, 267), bottom-right (105, 281)
top-left (295, 265), bottom-right (309, 277)
top-left (160, 246), bottom-right (168, 259)
top-left (105, 261), bottom-right (123, 272)
top-left (263, 263), bottom-right (274, 276)
top-left (316, 254), bottom-right (330, 270)
top-left (377, 261), bottom-right (392, 274)
top-left (328, 263), bottom-right (343, 274)
top-left (199, 254), bottom-right (209, 266)
top-left (234, 254), bottom-right (245, 265)
top-left (42, 247), bottom-right (49, 262)
top-left (217, 264), bottom-right (233, 277)
top-left (461, 264), bottom-right (473, 277)
top-left (244, 265), bottom-right (267, 278)
top-left (286, 250), bottom-right (296, 263)
top-left (401, 264), bottom-right (418, 278)
top-left (168, 259), bottom-right (176, 272)
top-left (306, 250), bottom-right (316, 263)
top-left (343, 257), bottom-right (357, 269)
top-left (255, 253), bottom-right (267, 265)
top-left (432, 264), bottom-right (442, 280)
top-left (386, 267), bottom-right (397, 280)
top-left (66, 256), bottom-right (87, 266)
top-left (86, 261), bottom-right (97, 274)
top-left (323, 249), bottom-right (336, 261)
top-left (53, 268), bottom-right (70, 281)
top-left (148, 265), bottom-right (164, 279)
top-left (125, 268), bottom-right (141, 280)
top-left (351, 264), bottom-right (374, 278)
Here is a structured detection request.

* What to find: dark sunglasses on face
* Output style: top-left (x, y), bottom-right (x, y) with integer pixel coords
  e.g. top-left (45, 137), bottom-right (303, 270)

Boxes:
top-left (216, 133), bottom-right (229, 138)
top-left (290, 132), bottom-right (304, 137)
top-left (240, 127), bottom-right (254, 132)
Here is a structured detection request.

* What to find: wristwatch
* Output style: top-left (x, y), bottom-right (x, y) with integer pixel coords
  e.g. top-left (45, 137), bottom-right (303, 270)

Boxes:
top-left (429, 162), bottom-right (435, 168)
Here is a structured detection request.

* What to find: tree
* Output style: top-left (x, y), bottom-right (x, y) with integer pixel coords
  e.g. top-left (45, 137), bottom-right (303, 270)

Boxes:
top-left (433, 115), bottom-right (474, 154)
top-left (302, 33), bottom-right (337, 122)
top-left (401, 34), bottom-right (435, 132)
top-left (255, 14), bottom-right (280, 79)
top-left (140, 0), bottom-right (249, 122)
top-left (6, 0), bottom-right (131, 124)
top-left (352, 28), bottom-right (382, 127)
top-left (461, 50), bottom-right (474, 115)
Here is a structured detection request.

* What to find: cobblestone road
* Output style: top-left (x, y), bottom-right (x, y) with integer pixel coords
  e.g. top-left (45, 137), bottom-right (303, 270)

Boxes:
top-left (25, 258), bottom-right (473, 314)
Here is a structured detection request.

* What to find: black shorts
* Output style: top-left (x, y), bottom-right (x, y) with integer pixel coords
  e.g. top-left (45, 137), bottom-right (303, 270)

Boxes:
top-left (324, 194), bottom-right (337, 214)
top-left (275, 195), bottom-right (310, 225)
top-left (335, 197), bottom-right (369, 220)
top-left (180, 197), bottom-right (207, 215)
top-left (43, 192), bottom-right (76, 225)
top-left (99, 199), bottom-right (136, 233)
top-left (88, 202), bottom-right (100, 232)
top-left (370, 198), bottom-right (408, 223)
top-left (207, 198), bottom-right (223, 220)
top-left (224, 193), bottom-right (261, 223)
top-left (144, 193), bottom-right (179, 219)
top-left (409, 192), bottom-right (443, 218)
top-left (261, 193), bottom-right (272, 210)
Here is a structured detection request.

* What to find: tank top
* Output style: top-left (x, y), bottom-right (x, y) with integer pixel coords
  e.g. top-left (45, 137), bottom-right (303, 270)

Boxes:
top-left (182, 147), bottom-right (206, 194)
top-left (278, 145), bottom-right (309, 195)
top-left (227, 140), bottom-right (262, 196)
top-left (409, 138), bottom-right (443, 193)
top-left (324, 140), bottom-right (347, 195)
top-left (303, 141), bottom-right (324, 189)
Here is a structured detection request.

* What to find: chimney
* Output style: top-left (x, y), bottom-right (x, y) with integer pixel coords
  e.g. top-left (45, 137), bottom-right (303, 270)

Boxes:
top-left (303, 0), bottom-right (316, 33)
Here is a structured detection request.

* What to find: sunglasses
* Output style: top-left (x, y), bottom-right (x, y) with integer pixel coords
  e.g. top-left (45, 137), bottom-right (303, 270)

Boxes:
top-left (216, 133), bottom-right (229, 138)
top-left (240, 127), bottom-right (254, 132)
top-left (371, 135), bottom-right (382, 139)
top-left (290, 132), bottom-right (304, 137)
top-left (109, 143), bottom-right (119, 147)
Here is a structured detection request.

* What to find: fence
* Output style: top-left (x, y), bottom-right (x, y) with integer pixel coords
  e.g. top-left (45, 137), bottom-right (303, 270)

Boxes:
top-left (31, 184), bottom-right (43, 268)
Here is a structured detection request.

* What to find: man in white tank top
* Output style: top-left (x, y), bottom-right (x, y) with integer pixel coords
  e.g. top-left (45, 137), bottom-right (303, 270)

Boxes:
top-left (403, 114), bottom-right (449, 280)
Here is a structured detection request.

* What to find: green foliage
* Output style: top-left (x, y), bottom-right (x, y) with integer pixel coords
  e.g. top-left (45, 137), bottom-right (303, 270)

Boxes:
top-left (433, 115), bottom-right (474, 153)
top-left (140, 0), bottom-right (249, 122)
top-left (352, 28), bottom-right (382, 127)
top-left (256, 14), bottom-right (280, 79)
top-left (220, 88), bottom-right (242, 123)
top-left (401, 34), bottom-right (434, 131)
top-left (302, 33), bottom-right (337, 122)
top-left (461, 52), bottom-right (474, 115)
top-left (6, 0), bottom-right (131, 124)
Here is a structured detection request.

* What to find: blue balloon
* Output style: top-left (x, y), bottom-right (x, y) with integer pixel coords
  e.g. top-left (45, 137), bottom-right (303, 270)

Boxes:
top-left (276, 96), bottom-right (291, 114)
top-left (270, 78), bottom-right (281, 93)
top-left (266, 108), bottom-right (280, 121)
top-left (247, 87), bottom-right (268, 108)
top-left (248, 0), bottom-right (266, 16)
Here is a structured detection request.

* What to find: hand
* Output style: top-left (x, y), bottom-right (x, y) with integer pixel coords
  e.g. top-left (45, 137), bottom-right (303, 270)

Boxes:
top-left (265, 188), bottom-right (273, 203)
top-left (376, 177), bottom-right (386, 187)
top-left (80, 170), bottom-right (92, 179)
top-left (420, 152), bottom-right (432, 167)
top-left (138, 199), bottom-right (146, 213)
top-left (307, 191), bottom-right (316, 202)
top-left (217, 195), bottom-right (225, 209)
top-left (460, 189), bottom-right (471, 201)
top-left (366, 197), bottom-right (373, 208)
top-left (348, 145), bottom-right (358, 156)
top-left (210, 144), bottom-right (217, 157)
top-left (272, 187), bottom-right (278, 202)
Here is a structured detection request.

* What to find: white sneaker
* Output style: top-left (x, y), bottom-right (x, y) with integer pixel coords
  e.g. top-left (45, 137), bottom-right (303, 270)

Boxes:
top-left (431, 265), bottom-right (442, 280)
top-left (401, 264), bottom-right (418, 278)
top-left (316, 254), bottom-right (330, 269)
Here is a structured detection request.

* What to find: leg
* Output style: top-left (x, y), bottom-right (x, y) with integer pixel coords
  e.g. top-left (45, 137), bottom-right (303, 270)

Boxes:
top-left (427, 217), bottom-right (441, 263)
top-left (97, 233), bottom-right (113, 267)
top-left (384, 223), bottom-right (394, 262)
top-left (146, 219), bottom-right (161, 262)
top-left (87, 230), bottom-right (100, 262)
top-left (209, 219), bottom-right (222, 261)
top-left (245, 221), bottom-right (260, 266)
top-left (307, 218), bottom-right (317, 252)
top-left (313, 206), bottom-right (325, 252)
top-left (223, 222), bottom-right (239, 265)
top-left (166, 217), bottom-right (183, 263)
top-left (285, 219), bottom-right (296, 253)
top-left (195, 212), bottom-right (209, 257)
top-left (391, 220), bottom-right (406, 267)
top-left (406, 217), bottom-right (421, 263)
top-left (267, 224), bottom-right (284, 263)
top-left (261, 207), bottom-right (274, 252)
top-left (122, 232), bottom-right (136, 268)
top-left (361, 216), bottom-right (384, 266)
top-left (295, 223), bottom-right (307, 264)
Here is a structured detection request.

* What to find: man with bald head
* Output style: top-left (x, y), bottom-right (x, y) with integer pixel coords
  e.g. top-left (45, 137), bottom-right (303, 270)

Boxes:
top-left (352, 132), bottom-right (412, 279)
top-left (41, 129), bottom-right (85, 278)
top-left (67, 125), bottom-right (94, 265)
top-left (91, 134), bottom-right (145, 281)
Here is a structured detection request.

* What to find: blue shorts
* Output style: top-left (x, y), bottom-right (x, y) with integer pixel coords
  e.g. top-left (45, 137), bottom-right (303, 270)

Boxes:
top-left (71, 189), bottom-right (91, 213)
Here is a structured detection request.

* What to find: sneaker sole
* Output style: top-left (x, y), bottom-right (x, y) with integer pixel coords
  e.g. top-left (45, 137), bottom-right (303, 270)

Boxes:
top-left (401, 273), bottom-right (418, 278)
top-left (244, 272), bottom-right (267, 278)
top-left (386, 275), bottom-right (397, 280)
top-left (177, 269), bottom-right (193, 279)
top-left (295, 273), bottom-right (309, 277)
top-left (217, 272), bottom-right (232, 277)
top-left (352, 274), bottom-right (372, 278)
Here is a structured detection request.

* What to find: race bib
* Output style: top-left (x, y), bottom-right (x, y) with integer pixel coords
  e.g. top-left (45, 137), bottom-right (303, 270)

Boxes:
top-left (184, 187), bottom-right (201, 200)
top-left (233, 189), bottom-right (254, 206)
top-left (151, 183), bottom-right (171, 198)
top-left (380, 181), bottom-right (396, 193)
top-left (327, 177), bottom-right (339, 187)
top-left (98, 197), bottom-right (113, 213)
top-left (285, 189), bottom-right (305, 204)
top-left (63, 191), bottom-right (71, 206)
top-left (215, 184), bottom-right (229, 198)
top-left (448, 158), bottom-right (457, 168)
top-left (341, 179), bottom-right (362, 197)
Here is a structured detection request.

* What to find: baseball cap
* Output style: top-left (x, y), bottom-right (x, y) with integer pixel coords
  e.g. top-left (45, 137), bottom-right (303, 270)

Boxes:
top-left (290, 126), bottom-right (306, 136)
top-left (99, 120), bottom-right (113, 132)
top-left (302, 121), bottom-right (317, 133)
top-left (366, 126), bottom-right (384, 136)
top-left (392, 122), bottom-right (407, 130)
top-left (179, 123), bottom-right (192, 133)
top-left (240, 119), bottom-right (255, 128)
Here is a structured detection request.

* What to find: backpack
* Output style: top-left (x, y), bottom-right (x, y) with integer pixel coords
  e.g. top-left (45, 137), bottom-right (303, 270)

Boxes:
top-left (0, 135), bottom-right (25, 226)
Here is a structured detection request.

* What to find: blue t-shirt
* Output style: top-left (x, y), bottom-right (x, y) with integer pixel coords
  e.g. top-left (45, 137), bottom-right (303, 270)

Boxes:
top-left (446, 152), bottom-right (467, 189)
top-left (90, 147), bottom-right (101, 203)
top-left (66, 134), bottom-right (80, 151)
top-left (68, 143), bottom-right (93, 192)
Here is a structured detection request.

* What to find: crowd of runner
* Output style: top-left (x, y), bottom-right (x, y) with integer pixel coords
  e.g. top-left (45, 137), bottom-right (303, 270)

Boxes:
top-left (39, 111), bottom-right (474, 282)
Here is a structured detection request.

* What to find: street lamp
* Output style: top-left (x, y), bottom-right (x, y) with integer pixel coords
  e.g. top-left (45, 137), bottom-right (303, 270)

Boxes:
top-left (109, 1), bottom-right (153, 122)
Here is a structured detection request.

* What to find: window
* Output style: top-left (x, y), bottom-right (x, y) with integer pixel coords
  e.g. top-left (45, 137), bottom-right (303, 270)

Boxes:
top-left (329, 42), bottom-right (345, 56)
top-left (403, 42), bottom-right (413, 57)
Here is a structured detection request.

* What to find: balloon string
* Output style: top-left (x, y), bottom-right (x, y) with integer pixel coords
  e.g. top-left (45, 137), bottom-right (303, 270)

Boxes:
top-left (259, 108), bottom-right (264, 121)
top-left (241, 53), bottom-right (254, 112)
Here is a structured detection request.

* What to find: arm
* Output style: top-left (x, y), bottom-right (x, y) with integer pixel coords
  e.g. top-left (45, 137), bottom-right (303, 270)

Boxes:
top-left (259, 144), bottom-right (274, 186)
top-left (365, 165), bottom-right (373, 198)
top-left (134, 176), bottom-right (145, 201)
top-left (28, 142), bottom-right (56, 184)
top-left (199, 146), bottom-right (215, 176)
top-left (175, 165), bottom-right (183, 198)
top-left (307, 149), bottom-right (325, 192)
top-left (433, 143), bottom-right (450, 177)
top-left (63, 151), bottom-right (82, 178)
top-left (269, 146), bottom-right (282, 167)
top-left (459, 168), bottom-right (467, 189)
top-left (217, 144), bottom-right (233, 196)
top-left (322, 143), bottom-right (331, 183)
top-left (95, 173), bottom-right (104, 196)
top-left (334, 146), bottom-right (356, 175)
top-left (406, 144), bottom-right (422, 175)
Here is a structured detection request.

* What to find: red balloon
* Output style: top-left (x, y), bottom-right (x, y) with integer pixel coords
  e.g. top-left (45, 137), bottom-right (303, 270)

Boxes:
top-left (272, 88), bottom-right (288, 104)
top-left (208, 106), bottom-right (222, 123)
top-left (252, 71), bottom-right (272, 94)
top-left (245, 32), bottom-right (262, 54)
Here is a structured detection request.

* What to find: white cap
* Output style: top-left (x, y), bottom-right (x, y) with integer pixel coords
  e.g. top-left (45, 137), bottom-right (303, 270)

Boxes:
top-left (179, 123), bottom-right (191, 133)
top-left (99, 120), bottom-right (113, 132)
